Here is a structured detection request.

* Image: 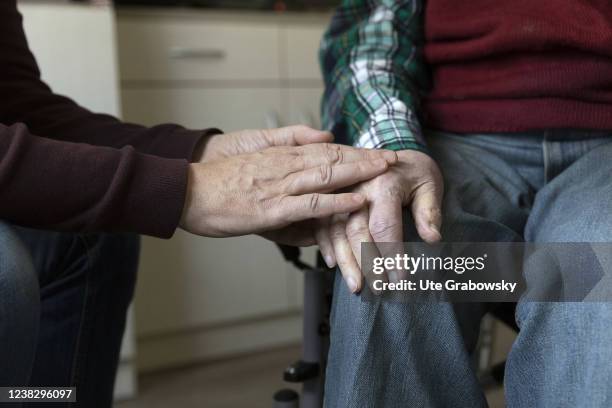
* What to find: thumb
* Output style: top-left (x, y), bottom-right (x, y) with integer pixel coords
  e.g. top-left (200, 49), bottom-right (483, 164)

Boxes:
top-left (266, 125), bottom-right (334, 147)
top-left (410, 180), bottom-right (443, 244)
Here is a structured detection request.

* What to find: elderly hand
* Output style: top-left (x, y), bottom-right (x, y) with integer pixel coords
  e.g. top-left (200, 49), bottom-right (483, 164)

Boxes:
top-left (180, 131), bottom-right (398, 238)
top-left (317, 149), bottom-right (444, 293)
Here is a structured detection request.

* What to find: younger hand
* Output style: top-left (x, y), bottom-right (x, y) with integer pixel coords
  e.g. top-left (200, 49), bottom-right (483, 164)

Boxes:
top-left (195, 125), bottom-right (335, 163)
top-left (180, 142), bottom-right (398, 238)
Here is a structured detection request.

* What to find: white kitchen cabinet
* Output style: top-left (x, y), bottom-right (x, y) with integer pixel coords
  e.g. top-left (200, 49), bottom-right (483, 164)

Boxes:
top-left (116, 8), bottom-right (330, 372)
top-left (136, 233), bottom-right (295, 334)
top-left (121, 88), bottom-right (283, 131)
top-left (284, 25), bottom-right (328, 80)
top-left (118, 18), bottom-right (281, 81)
top-left (284, 87), bottom-right (325, 129)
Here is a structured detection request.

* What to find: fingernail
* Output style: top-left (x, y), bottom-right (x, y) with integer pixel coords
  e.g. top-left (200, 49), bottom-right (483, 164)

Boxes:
top-left (324, 254), bottom-right (336, 268)
top-left (346, 276), bottom-right (359, 293)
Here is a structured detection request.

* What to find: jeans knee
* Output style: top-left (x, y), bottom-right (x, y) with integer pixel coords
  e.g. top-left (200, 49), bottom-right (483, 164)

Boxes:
top-left (0, 223), bottom-right (40, 385)
top-left (516, 301), bottom-right (612, 335)
top-left (0, 223), bottom-right (40, 319)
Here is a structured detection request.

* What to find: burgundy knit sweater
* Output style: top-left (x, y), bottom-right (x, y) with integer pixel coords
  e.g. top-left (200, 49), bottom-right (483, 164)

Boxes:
top-left (0, 1), bottom-right (220, 238)
top-left (423, 0), bottom-right (612, 133)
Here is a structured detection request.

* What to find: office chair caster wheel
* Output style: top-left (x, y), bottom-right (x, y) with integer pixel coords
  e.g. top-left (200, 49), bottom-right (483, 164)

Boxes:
top-left (273, 388), bottom-right (299, 408)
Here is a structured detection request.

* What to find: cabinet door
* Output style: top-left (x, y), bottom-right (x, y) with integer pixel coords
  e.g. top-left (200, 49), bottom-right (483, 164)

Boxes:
top-left (135, 233), bottom-right (295, 335)
top-left (121, 88), bottom-right (282, 131)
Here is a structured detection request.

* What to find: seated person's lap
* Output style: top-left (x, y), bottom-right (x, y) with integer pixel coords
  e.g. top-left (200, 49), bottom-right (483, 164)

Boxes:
top-left (325, 131), bottom-right (612, 408)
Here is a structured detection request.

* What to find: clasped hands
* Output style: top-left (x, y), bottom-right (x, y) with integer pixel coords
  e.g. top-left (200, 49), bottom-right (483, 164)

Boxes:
top-left (181, 126), bottom-right (444, 293)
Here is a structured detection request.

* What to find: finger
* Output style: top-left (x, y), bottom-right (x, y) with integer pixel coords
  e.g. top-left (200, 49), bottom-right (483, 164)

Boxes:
top-left (279, 193), bottom-right (366, 224)
top-left (345, 207), bottom-right (374, 269)
top-left (263, 125), bottom-right (334, 147)
top-left (285, 159), bottom-right (390, 195)
top-left (411, 181), bottom-right (443, 244)
top-left (369, 196), bottom-right (404, 244)
top-left (315, 218), bottom-right (336, 268)
top-left (297, 144), bottom-right (398, 169)
top-left (346, 209), bottom-right (387, 293)
top-left (368, 196), bottom-right (404, 282)
top-left (330, 214), bottom-right (362, 293)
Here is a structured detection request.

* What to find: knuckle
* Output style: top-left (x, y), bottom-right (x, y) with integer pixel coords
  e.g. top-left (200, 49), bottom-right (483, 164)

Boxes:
top-left (369, 219), bottom-right (400, 239)
top-left (308, 193), bottom-right (321, 213)
top-left (259, 128), bottom-right (274, 144)
top-left (346, 220), bottom-right (369, 237)
top-left (318, 164), bottom-right (334, 186)
top-left (375, 178), bottom-right (402, 197)
top-left (330, 217), bottom-right (347, 238)
top-left (330, 225), bottom-right (346, 240)
top-left (269, 194), bottom-right (285, 210)
top-left (325, 146), bottom-right (341, 164)
top-left (419, 180), bottom-right (439, 194)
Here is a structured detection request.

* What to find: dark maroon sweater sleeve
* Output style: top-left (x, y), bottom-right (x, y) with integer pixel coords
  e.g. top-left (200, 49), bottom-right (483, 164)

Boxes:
top-left (0, 1), bottom-right (221, 237)
top-left (0, 123), bottom-right (189, 237)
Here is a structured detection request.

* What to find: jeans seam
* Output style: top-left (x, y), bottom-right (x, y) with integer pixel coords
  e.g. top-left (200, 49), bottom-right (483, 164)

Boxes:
top-left (67, 235), bottom-right (94, 403)
top-left (542, 130), bottom-right (551, 184)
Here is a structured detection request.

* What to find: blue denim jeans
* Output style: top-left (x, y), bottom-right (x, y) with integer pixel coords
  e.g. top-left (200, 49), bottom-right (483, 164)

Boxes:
top-left (0, 225), bottom-right (139, 407)
top-left (325, 130), bottom-right (612, 408)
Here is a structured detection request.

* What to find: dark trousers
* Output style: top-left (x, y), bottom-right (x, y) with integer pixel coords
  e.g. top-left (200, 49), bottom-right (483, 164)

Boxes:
top-left (0, 223), bottom-right (139, 407)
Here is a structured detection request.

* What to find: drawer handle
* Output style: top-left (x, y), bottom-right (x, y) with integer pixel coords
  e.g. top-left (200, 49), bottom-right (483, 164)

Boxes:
top-left (168, 47), bottom-right (226, 60)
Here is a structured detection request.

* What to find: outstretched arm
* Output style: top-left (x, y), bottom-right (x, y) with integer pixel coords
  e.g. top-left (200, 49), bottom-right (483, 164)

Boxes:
top-left (320, 0), bottom-right (429, 152)
top-left (318, 1), bottom-right (445, 293)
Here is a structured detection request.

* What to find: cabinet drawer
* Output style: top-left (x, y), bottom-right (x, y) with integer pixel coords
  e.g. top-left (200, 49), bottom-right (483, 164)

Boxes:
top-left (135, 233), bottom-right (293, 336)
top-left (121, 88), bottom-right (282, 131)
top-left (117, 18), bottom-right (280, 81)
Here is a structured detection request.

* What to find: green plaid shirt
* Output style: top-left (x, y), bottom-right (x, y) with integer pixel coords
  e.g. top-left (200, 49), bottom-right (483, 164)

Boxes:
top-left (320, 0), bottom-right (429, 152)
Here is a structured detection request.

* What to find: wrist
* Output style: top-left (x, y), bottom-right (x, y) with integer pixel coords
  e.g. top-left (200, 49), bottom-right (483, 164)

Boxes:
top-left (180, 163), bottom-right (197, 229)
top-left (396, 148), bottom-right (431, 162)
top-left (193, 133), bottom-right (225, 163)
top-left (190, 127), bottom-right (225, 163)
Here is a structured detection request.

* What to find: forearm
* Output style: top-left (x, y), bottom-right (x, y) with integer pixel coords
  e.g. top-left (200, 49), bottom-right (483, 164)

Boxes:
top-left (320, 0), bottom-right (429, 152)
top-left (0, 123), bottom-right (187, 238)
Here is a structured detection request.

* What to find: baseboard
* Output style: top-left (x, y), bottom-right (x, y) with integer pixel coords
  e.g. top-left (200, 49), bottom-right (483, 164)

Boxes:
top-left (136, 311), bottom-right (302, 373)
